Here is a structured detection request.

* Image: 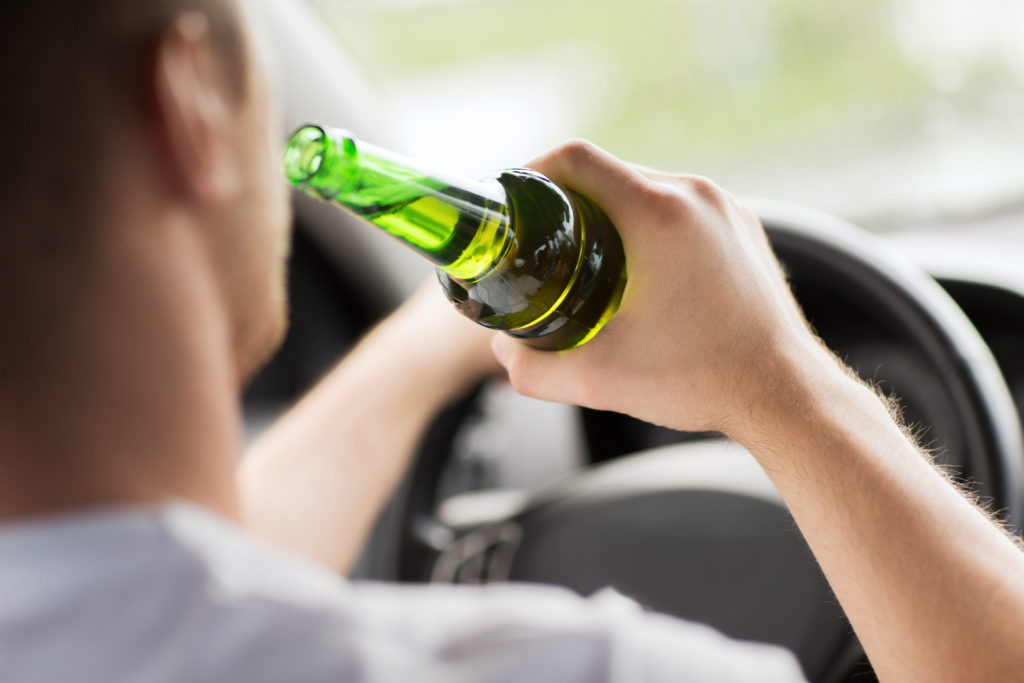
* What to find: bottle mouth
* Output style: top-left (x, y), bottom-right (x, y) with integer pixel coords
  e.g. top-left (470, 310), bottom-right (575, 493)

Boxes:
top-left (283, 124), bottom-right (328, 185)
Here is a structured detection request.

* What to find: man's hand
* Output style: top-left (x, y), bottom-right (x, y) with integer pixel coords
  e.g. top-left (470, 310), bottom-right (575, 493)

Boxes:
top-left (241, 280), bottom-right (499, 573)
top-left (491, 140), bottom-right (825, 439)
top-left (492, 140), bottom-right (1024, 682)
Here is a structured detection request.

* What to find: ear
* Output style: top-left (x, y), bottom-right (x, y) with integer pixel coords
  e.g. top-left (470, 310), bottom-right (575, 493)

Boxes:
top-left (151, 12), bottom-right (241, 204)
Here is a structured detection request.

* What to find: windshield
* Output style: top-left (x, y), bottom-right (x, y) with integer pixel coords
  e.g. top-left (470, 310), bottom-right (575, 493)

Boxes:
top-left (306, 0), bottom-right (1024, 228)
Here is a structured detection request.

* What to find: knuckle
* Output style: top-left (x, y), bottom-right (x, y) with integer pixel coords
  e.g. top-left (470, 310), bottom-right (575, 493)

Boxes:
top-left (506, 371), bottom-right (529, 397)
top-left (738, 201), bottom-right (764, 230)
top-left (574, 371), bottom-right (602, 408)
top-left (504, 353), bottom-right (537, 397)
top-left (530, 138), bottom-right (601, 180)
top-left (682, 174), bottom-right (726, 205)
top-left (638, 174), bottom-right (737, 231)
top-left (640, 181), bottom-right (694, 227)
top-left (735, 197), bottom-right (758, 221)
top-left (555, 137), bottom-right (599, 166)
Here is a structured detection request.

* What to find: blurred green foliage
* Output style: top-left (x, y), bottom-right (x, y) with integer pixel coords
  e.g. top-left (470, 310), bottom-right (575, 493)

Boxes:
top-left (307, 0), bottom-right (1024, 221)
top-left (310, 0), bottom-right (926, 158)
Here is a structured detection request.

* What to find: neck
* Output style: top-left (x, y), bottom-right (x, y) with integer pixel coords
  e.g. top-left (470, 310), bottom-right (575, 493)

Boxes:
top-left (0, 209), bottom-right (242, 523)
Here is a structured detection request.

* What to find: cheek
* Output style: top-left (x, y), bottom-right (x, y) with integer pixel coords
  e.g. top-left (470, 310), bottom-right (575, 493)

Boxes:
top-left (259, 111), bottom-right (290, 239)
top-left (243, 113), bottom-right (290, 249)
top-left (265, 159), bottom-right (292, 264)
top-left (232, 85), bottom-right (290, 281)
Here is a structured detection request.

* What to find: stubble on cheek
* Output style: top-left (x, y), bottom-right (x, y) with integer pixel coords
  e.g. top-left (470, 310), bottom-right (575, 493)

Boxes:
top-left (249, 185), bottom-right (294, 384)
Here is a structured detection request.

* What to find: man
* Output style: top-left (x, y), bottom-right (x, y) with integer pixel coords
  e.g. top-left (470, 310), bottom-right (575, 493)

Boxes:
top-left (0, 1), bottom-right (1021, 682)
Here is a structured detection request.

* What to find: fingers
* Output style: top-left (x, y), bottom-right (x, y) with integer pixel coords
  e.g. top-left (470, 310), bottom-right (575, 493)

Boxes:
top-left (525, 139), bottom-right (655, 226)
top-left (526, 140), bottom-right (748, 254)
top-left (490, 334), bottom-right (593, 407)
top-left (529, 139), bottom-right (735, 215)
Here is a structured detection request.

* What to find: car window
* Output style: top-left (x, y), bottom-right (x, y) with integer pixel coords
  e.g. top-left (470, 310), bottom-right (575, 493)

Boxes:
top-left (305, 0), bottom-right (1024, 229)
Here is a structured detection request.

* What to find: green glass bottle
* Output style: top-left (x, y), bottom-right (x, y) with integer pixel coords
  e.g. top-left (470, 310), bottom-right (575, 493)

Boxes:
top-left (282, 124), bottom-right (626, 350)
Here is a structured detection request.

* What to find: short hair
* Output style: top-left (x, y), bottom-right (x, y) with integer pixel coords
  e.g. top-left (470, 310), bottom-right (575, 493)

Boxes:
top-left (0, 1), bottom-right (245, 362)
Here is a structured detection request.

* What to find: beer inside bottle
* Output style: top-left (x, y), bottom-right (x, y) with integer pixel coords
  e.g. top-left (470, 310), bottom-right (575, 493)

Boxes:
top-left (282, 124), bottom-right (627, 350)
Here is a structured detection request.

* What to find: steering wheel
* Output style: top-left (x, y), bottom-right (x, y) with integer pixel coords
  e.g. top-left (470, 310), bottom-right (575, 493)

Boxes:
top-left (374, 199), bottom-right (1024, 682)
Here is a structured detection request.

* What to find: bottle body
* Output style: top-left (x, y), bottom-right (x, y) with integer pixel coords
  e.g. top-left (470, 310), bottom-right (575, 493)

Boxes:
top-left (283, 124), bottom-right (626, 350)
top-left (438, 168), bottom-right (626, 350)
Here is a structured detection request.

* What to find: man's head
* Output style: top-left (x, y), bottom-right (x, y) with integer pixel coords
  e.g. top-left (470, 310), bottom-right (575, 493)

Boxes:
top-left (0, 0), bottom-right (290, 386)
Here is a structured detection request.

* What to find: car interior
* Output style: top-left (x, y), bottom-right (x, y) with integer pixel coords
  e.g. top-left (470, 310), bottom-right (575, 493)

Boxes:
top-left (243, 2), bottom-right (1024, 681)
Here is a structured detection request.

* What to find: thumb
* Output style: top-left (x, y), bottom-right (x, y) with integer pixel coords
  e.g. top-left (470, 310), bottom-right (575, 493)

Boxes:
top-left (491, 334), bottom-right (591, 406)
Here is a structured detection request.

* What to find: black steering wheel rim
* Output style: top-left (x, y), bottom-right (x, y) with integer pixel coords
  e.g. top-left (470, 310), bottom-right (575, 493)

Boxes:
top-left (751, 197), bottom-right (1024, 526)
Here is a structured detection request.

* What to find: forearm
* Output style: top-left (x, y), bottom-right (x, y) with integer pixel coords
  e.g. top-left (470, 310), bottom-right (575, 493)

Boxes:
top-left (239, 324), bottom-right (443, 572)
top-left (735, 340), bottom-right (1024, 682)
top-left (239, 287), bottom-right (496, 573)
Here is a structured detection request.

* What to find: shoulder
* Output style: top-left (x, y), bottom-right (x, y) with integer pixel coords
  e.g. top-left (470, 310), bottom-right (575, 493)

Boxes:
top-left (10, 504), bottom-right (802, 683)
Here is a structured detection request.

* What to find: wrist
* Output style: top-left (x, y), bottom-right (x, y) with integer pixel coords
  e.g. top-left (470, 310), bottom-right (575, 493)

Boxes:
top-left (723, 333), bottom-right (863, 449)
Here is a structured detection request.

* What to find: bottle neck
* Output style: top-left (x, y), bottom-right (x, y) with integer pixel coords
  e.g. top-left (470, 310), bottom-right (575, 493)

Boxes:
top-left (283, 125), bottom-right (512, 281)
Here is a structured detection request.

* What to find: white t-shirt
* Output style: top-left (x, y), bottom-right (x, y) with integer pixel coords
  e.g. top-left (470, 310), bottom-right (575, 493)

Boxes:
top-left (0, 503), bottom-right (805, 682)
